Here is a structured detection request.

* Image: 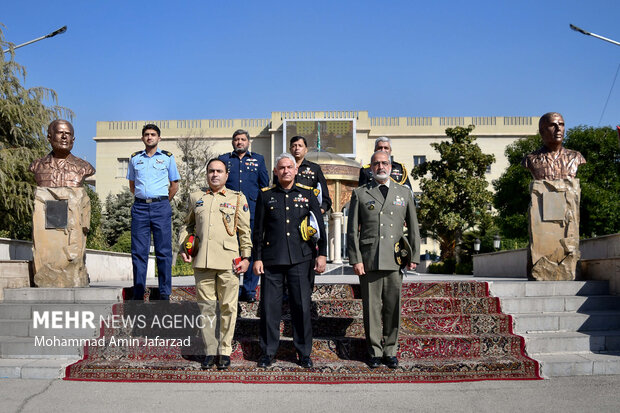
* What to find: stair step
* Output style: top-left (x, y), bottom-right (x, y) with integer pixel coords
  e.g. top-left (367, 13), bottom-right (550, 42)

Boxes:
top-left (500, 296), bottom-right (620, 314)
top-left (2, 287), bottom-right (123, 303)
top-left (233, 313), bottom-right (514, 338)
top-left (0, 336), bottom-right (83, 358)
top-left (489, 281), bottom-right (609, 297)
top-left (533, 352), bottom-right (620, 377)
top-left (0, 357), bottom-right (78, 379)
top-left (522, 331), bottom-right (620, 353)
top-left (0, 303), bottom-right (117, 320)
top-left (513, 311), bottom-right (620, 333)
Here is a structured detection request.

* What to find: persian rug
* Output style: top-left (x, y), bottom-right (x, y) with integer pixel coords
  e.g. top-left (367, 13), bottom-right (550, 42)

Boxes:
top-left (64, 282), bottom-right (541, 383)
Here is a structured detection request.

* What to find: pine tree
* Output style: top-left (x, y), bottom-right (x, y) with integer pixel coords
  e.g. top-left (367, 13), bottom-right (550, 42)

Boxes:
top-left (0, 26), bottom-right (73, 239)
top-left (411, 125), bottom-right (495, 264)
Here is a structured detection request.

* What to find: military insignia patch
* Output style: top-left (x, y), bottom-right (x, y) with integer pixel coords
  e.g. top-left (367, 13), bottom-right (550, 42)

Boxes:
top-left (195, 200), bottom-right (204, 207)
top-left (313, 188), bottom-right (320, 197)
top-left (393, 196), bottom-right (405, 207)
top-left (243, 203), bottom-right (249, 212)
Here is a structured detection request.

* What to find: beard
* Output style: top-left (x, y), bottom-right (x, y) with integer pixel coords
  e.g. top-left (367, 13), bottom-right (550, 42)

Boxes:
top-left (234, 146), bottom-right (249, 153)
top-left (373, 172), bottom-right (389, 181)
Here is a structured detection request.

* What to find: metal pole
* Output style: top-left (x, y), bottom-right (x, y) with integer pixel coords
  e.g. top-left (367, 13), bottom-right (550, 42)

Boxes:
top-left (3, 26), bottom-right (67, 54)
top-left (570, 24), bottom-right (620, 47)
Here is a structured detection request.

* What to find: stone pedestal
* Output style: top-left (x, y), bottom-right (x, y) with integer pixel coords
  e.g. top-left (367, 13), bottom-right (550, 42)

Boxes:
top-left (32, 187), bottom-right (90, 287)
top-left (527, 179), bottom-right (580, 281)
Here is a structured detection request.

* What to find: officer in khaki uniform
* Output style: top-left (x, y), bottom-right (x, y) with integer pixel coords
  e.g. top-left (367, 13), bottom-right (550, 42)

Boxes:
top-left (347, 151), bottom-right (420, 369)
top-left (179, 159), bottom-right (252, 370)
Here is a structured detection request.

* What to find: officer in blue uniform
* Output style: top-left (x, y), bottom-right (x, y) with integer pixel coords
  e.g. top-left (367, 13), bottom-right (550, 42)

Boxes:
top-left (127, 124), bottom-right (180, 300)
top-left (218, 129), bottom-right (269, 302)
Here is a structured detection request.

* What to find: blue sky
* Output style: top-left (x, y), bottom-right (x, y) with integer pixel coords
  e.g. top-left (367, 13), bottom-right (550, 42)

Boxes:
top-left (2, 0), bottom-right (619, 165)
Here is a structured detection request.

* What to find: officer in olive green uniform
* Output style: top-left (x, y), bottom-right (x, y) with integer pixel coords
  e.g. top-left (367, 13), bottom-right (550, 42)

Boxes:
top-left (347, 151), bottom-right (420, 369)
top-left (179, 159), bottom-right (252, 370)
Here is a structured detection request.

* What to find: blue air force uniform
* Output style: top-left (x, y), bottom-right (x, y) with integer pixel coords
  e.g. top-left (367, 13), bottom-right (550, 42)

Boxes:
top-left (127, 148), bottom-right (180, 300)
top-left (218, 151), bottom-right (269, 300)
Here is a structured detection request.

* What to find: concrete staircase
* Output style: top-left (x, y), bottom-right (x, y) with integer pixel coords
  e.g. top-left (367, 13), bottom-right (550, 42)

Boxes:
top-left (0, 287), bottom-right (122, 379)
top-left (488, 280), bottom-right (620, 377)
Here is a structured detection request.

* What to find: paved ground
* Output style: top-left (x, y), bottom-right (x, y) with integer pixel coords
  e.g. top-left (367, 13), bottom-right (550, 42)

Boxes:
top-left (1, 375), bottom-right (619, 412)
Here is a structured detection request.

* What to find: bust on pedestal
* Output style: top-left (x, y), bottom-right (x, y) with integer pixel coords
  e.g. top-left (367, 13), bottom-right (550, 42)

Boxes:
top-left (28, 120), bottom-right (95, 287)
top-left (522, 112), bottom-right (586, 281)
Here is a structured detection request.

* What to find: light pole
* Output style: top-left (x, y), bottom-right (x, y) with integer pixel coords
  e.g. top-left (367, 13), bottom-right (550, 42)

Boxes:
top-left (473, 239), bottom-right (481, 254)
top-left (3, 26), bottom-right (67, 54)
top-left (570, 24), bottom-right (620, 47)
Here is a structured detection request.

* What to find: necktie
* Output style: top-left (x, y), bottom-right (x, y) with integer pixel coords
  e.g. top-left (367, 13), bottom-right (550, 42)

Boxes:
top-left (379, 184), bottom-right (388, 199)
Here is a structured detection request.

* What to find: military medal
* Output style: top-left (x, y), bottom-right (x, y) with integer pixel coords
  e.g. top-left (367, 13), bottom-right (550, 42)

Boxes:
top-left (222, 193), bottom-right (241, 236)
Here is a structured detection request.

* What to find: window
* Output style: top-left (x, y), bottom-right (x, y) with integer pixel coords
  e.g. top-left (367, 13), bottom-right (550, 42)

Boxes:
top-left (117, 158), bottom-right (129, 178)
top-left (486, 165), bottom-right (492, 174)
top-left (413, 155), bottom-right (426, 167)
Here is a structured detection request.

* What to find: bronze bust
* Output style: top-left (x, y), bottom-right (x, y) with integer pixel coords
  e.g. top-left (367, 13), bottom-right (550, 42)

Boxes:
top-left (522, 112), bottom-right (585, 180)
top-left (29, 120), bottom-right (95, 187)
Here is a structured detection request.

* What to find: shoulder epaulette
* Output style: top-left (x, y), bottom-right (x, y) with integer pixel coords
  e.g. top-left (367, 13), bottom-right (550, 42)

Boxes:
top-left (161, 150), bottom-right (173, 157)
top-left (261, 185), bottom-right (275, 192)
top-left (362, 164), bottom-right (371, 169)
top-left (295, 183), bottom-right (313, 191)
top-left (131, 151), bottom-right (141, 158)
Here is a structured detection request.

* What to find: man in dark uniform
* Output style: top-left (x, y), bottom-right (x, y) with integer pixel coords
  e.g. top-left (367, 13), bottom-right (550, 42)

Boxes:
top-left (274, 136), bottom-right (331, 289)
top-left (359, 136), bottom-right (412, 189)
top-left (218, 129), bottom-right (269, 302)
top-left (253, 153), bottom-right (327, 369)
top-left (127, 124), bottom-right (180, 301)
top-left (275, 136), bottom-right (332, 214)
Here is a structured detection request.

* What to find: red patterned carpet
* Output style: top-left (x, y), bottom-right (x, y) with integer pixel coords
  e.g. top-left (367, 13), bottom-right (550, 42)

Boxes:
top-left (64, 282), bottom-right (541, 383)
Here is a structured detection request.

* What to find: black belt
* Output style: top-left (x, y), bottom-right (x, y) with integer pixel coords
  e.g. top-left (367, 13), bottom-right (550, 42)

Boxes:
top-left (135, 196), bottom-right (168, 204)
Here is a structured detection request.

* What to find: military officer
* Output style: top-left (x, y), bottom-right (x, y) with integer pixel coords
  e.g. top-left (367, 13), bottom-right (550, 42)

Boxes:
top-left (218, 129), bottom-right (269, 303)
top-left (347, 150), bottom-right (420, 369)
top-left (274, 135), bottom-right (332, 290)
top-left (179, 158), bottom-right (252, 370)
top-left (274, 135), bottom-right (332, 213)
top-left (253, 153), bottom-right (327, 369)
top-left (127, 124), bottom-right (180, 301)
top-left (358, 137), bottom-right (412, 190)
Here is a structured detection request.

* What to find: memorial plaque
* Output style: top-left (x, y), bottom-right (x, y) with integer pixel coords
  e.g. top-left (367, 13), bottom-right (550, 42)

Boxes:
top-left (542, 192), bottom-right (566, 221)
top-left (45, 200), bottom-right (68, 229)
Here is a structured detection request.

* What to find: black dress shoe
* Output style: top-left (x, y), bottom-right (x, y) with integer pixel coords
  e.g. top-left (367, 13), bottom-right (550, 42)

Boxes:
top-left (299, 355), bottom-right (313, 368)
top-left (382, 356), bottom-right (398, 369)
top-left (201, 355), bottom-right (216, 369)
top-left (367, 357), bottom-right (382, 369)
top-left (257, 354), bottom-right (273, 368)
top-left (217, 355), bottom-right (231, 370)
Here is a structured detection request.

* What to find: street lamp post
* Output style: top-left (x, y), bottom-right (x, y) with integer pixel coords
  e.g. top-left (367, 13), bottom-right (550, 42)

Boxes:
top-left (2, 26), bottom-right (67, 54)
top-left (473, 239), bottom-right (481, 254)
top-left (570, 24), bottom-right (620, 47)
top-left (493, 235), bottom-right (501, 251)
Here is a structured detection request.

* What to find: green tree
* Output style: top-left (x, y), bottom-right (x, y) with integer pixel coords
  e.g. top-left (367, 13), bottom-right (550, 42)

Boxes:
top-left (411, 125), bottom-right (495, 265)
top-left (492, 134), bottom-right (541, 240)
top-left (101, 188), bottom-right (133, 246)
top-left (85, 185), bottom-right (108, 250)
top-left (176, 132), bottom-right (215, 206)
top-left (493, 126), bottom-right (619, 240)
top-left (565, 126), bottom-right (620, 237)
top-left (0, 26), bottom-right (73, 239)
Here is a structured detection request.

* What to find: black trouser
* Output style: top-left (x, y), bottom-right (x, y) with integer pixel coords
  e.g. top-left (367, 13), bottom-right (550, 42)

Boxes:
top-left (259, 260), bottom-right (313, 357)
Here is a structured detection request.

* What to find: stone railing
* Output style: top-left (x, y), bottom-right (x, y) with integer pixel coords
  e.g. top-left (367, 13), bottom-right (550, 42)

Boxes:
top-left (473, 234), bottom-right (620, 293)
top-left (0, 238), bottom-right (155, 283)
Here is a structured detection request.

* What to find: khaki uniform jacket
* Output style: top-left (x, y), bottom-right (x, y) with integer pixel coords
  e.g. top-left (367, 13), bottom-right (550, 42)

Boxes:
top-left (347, 180), bottom-right (420, 271)
top-left (179, 188), bottom-right (252, 270)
